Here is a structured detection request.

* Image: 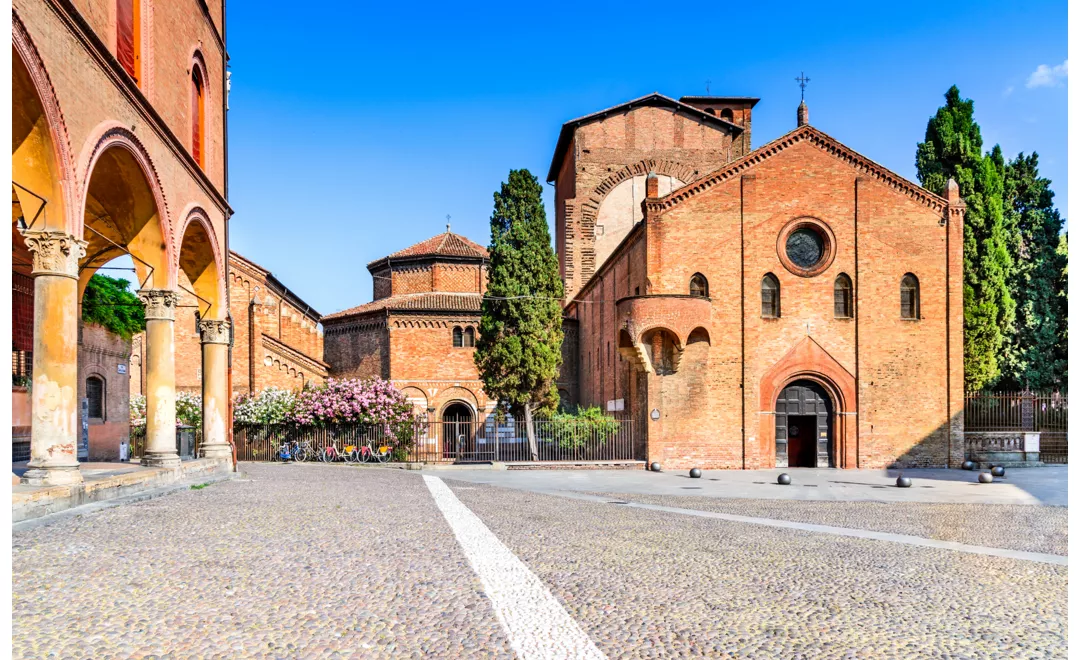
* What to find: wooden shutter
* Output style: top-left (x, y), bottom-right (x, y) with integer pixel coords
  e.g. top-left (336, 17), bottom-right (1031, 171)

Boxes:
top-left (191, 72), bottom-right (203, 166)
top-left (117, 0), bottom-right (135, 77)
top-left (87, 377), bottom-right (104, 419)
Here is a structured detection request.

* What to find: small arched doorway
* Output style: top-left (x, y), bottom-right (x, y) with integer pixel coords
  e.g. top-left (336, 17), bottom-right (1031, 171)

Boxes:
top-left (775, 380), bottom-right (833, 468)
top-left (441, 402), bottom-right (474, 460)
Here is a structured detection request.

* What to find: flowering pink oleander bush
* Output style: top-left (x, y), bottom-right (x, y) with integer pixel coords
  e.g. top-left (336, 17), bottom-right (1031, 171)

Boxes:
top-left (290, 377), bottom-right (412, 426)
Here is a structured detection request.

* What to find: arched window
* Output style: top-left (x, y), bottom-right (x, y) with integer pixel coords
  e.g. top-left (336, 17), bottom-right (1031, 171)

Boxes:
top-left (116, 0), bottom-right (141, 84)
top-left (761, 273), bottom-right (780, 318)
top-left (463, 326), bottom-right (475, 348)
top-left (720, 108), bottom-right (735, 122)
top-left (833, 274), bottom-right (853, 318)
top-left (689, 273), bottom-right (708, 298)
top-left (191, 66), bottom-right (205, 167)
top-left (452, 326), bottom-right (463, 347)
top-left (87, 376), bottom-right (105, 420)
top-left (901, 274), bottom-right (920, 319)
top-left (704, 108), bottom-right (716, 116)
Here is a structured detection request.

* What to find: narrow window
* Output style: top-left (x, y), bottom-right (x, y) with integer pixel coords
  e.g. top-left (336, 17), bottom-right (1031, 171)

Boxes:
top-left (901, 274), bottom-right (920, 319)
top-left (761, 273), bottom-right (780, 318)
top-left (720, 108), bottom-right (735, 122)
top-left (87, 376), bottom-right (105, 420)
top-left (463, 326), bottom-right (475, 348)
top-left (191, 66), bottom-right (205, 167)
top-left (116, 0), bottom-right (140, 84)
top-left (833, 274), bottom-right (853, 318)
top-left (689, 273), bottom-right (708, 298)
top-left (452, 326), bottom-right (463, 347)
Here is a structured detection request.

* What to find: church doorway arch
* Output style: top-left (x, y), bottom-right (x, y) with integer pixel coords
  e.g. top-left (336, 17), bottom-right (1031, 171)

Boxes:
top-left (441, 402), bottom-right (474, 460)
top-left (775, 380), bottom-right (834, 468)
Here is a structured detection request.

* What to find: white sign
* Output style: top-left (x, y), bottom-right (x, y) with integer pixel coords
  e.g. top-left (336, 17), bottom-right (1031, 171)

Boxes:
top-left (606, 399), bottom-right (625, 412)
top-left (117, 363), bottom-right (127, 374)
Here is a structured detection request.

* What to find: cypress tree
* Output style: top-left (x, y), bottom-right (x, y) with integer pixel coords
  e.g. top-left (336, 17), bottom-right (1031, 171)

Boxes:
top-left (997, 152), bottom-right (1068, 390)
top-left (475, 169), bottom-right (564, 459)
top-left (916, 86), bottom-right (1015, 391)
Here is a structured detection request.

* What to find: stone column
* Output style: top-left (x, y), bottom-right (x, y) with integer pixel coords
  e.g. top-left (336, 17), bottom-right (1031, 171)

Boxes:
top-left (198, 319), bottom-right (232, 461)
top-left (139, 289), bottom-right (181, 468)
top-left (21, 231), bottom-right (86, 486)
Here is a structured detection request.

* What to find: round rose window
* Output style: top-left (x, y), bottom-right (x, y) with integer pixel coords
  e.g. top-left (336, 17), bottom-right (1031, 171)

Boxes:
top-left (786, 228), bottom-right (824, 269)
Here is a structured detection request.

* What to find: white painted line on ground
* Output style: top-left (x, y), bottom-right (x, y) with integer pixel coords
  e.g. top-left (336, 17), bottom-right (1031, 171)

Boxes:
top-left (423, 475), bottom-right (606, 660)
top-left (545, 491), bottom-right (1068, 567)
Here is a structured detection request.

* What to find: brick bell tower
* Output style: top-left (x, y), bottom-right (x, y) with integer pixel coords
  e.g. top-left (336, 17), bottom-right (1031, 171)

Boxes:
top-left (547, 93), bottom-right (757, 300)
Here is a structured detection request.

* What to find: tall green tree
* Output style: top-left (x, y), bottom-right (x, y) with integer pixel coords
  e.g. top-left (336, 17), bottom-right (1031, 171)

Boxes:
top-left (996, 152), bottom-right (1068, 390)
top-left (81, 274), bottom-right (146, 340)
top-left (916, 86), bottom-right (1015, 391)
top-left (475, 169), bottom-right (564, 460)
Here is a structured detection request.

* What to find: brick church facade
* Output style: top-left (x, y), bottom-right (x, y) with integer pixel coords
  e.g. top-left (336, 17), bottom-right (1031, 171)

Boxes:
top-left (554, 93), bottom-right (965, 470)
top-left (322, 231), bottom-right (493, 424)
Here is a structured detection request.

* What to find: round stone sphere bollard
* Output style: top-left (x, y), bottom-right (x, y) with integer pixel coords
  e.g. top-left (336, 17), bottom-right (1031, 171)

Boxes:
top-left (961, 460), bottom-right (975, 471)
top-left (991, 465), bottom-right (1005, 478)
top-left (978, 472), bottom-right (994, 484)
top-left (689, 468), bottom-right (702, 478)
top-left (896, 476), bottom-right (912, 488)
top-left (777, 473), bottom-right (791, 485)
top-left (650, 462), bottom-right (662, 472)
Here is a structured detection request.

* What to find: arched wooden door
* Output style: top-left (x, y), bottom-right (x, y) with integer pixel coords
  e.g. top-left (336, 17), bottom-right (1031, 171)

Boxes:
top-left (441, 403), bottom-right (474, 460)
top-left (775, 380), bottom-right (833, 468)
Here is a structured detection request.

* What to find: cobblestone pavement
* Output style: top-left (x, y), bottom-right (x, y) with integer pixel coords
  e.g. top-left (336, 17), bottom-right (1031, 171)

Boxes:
top-left (13, 464), bottom-right (513, 659)
top-left (445, 480), bottom-right (1067, 659)
top-left (13, 465), bottom-right (1068, 658)
top-left (588, 493), bottom-right (1068, 556)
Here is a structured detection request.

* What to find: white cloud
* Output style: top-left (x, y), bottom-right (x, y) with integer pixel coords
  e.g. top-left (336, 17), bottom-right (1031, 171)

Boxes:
top-left (1026, 59), bottom-right (1068, 88)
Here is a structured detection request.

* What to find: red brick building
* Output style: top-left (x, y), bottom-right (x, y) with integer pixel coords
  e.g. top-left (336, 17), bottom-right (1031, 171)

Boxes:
top-left (555, 94), bottom-right (965, 470)
top-left (322, 231), bottom-right (492, 426)
top-left (131, 251), bottom-right (328, 396)
top-left (13, 0), bottom-right (233, 479)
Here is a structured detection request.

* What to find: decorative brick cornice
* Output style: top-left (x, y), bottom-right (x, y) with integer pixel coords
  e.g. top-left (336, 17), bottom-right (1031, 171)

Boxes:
top-left (648, 126), bottom-right (949, 215)
top-left (23, 230), bottom-right (86, 278)
top-left (261, 333), bottom-right (330, 372)
top-left (138, 289), bottom-right (178, 321)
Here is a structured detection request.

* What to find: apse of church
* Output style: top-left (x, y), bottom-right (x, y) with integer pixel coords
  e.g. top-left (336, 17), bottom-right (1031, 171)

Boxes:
top-left (553, 93), bottom-right (965, 471)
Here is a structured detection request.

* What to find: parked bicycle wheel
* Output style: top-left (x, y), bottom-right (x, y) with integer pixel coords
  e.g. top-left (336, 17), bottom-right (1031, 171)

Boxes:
top-left (342, 445), bottom-right (359, 464)
top-left (374, 444), bottom-right (392, 463)
top-left (294, 445), bottom-right (310, 462)
top-left (320, 446), bottom-right (336, 463)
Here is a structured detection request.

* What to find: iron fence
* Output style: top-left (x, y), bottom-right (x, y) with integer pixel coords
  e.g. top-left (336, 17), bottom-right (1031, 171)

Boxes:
top-left (233, 417), bottom-right (638, 464)
top-left (963, 391), bottom-right (1067, 432)
top-left (128, 425), bottom-right (202, 460)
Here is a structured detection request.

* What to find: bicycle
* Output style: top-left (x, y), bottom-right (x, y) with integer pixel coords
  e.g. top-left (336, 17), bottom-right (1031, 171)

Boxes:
top-left (359, 439), bottom-right (393, 463)
top-left (291, 439), bottom-right (316, 462)
top-left (320, 443), bottom-right (362, 463)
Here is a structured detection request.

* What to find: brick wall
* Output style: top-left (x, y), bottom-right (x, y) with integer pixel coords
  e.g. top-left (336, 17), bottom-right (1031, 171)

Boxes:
top-left (323, 319), bottom-right (389, 379)
top-left (78, 322), bottom-right (131, 460)
top-left (554, 104), bottom-right (737, 298)
top-left (567, 128), bottom-right (961, 469)
top-left (388, 317), bottom-right (482, 382)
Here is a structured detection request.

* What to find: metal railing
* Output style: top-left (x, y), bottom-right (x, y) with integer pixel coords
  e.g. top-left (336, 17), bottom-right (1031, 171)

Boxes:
top-left (963, 391), bottom-right (1067, 432)
top-left (128, 425), bottom-right (202, 460)
top-left (233, 417), bottom-right (639, 464)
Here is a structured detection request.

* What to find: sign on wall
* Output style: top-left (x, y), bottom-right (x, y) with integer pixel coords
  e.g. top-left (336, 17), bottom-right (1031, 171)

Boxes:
top-left (117, 364), bottom-right (127, 374)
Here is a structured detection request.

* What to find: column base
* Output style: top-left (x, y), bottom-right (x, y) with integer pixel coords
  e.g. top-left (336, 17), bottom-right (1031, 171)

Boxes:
top-left (21, 464), bottom-right (84, 487)
top-left (141, 452), bottom-right (182, 469)
top-left (199, 444), bottom-right (233, 461)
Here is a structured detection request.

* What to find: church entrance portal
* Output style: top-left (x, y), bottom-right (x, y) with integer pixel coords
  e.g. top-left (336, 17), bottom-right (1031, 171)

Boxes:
top-left (441, 403), bottom-right (474, 460)
top-left (775, 380), bottom-right (833, 468)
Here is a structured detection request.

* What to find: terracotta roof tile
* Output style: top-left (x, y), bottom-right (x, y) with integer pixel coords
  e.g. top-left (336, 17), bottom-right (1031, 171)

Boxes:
top-left (322, 292), bottom-right (483, 321)
top-left (384, 232), bottom-right (489, 261)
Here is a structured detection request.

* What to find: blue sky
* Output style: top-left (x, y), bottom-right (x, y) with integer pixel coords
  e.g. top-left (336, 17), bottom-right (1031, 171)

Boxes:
top-left (221, 0), bottom-right (1068, 316)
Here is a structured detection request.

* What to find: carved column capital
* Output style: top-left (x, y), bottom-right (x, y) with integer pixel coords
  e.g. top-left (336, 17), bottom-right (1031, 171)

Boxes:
top-left (198, 318), bottom-right (231, 345)
top-left (138, 289), bottom-right (178, 321)
top-left (21, 230), bottom-right (86, 279)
